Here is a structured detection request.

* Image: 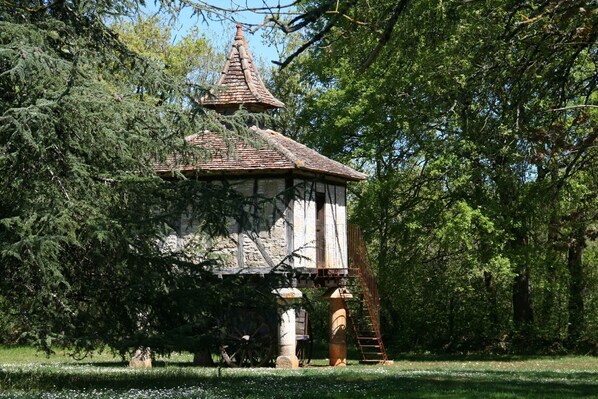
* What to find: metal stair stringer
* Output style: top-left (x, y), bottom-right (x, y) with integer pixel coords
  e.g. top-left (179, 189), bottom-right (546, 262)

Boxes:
top-left (341, 225), bottom-right (389, 365)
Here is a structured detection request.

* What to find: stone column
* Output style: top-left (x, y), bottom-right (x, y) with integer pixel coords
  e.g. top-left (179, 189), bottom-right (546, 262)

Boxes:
top-left (272, 287), bottom-right (302, 368)
top-left (323, 288), bottom-right (352, 367)
top-left (129, 346), bottom-right (152, 368)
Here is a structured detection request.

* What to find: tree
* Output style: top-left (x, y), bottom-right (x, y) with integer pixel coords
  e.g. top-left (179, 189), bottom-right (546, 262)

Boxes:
top-left (112, 14), bottom-right (223, 86)
top-left (269, 0), bottom-right (598, 350)
top-left (0, 0), bottom-right (272, 356)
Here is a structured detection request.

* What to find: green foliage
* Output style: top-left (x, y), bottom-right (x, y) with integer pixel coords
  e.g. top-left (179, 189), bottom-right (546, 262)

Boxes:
top-left (272, 0), bottom-right (598, 352)
top-left (112, 14), bottom-right (222, 86)
top-left (0, 0), bottom-right (283, 357)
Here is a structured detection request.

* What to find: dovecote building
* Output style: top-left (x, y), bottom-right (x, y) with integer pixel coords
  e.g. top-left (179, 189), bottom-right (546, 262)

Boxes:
top-left (156, 25), bottom-right (385, 369)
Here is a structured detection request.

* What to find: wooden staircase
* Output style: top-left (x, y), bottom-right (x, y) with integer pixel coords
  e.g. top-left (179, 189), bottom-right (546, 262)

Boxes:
top-left (342, 225), bottom-right (389, 364)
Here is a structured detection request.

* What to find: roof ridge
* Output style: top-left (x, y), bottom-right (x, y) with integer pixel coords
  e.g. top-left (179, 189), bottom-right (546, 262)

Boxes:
top-left (236, 41), bottom-right (260, 101)
top-left (252, 127), bottom-right (302, 167)
top-left (253, 127), bottom-right (367, 180)
top-left (275, 132), bottom-right (367, 179)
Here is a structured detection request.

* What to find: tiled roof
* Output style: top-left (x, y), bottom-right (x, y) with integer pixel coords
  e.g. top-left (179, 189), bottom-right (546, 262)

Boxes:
top-left (201, 25), bottom-right (284, 111)
top-left (158, 25), bottom-right (366, 182)
top-left (156, 126), bottom-right (367, 181)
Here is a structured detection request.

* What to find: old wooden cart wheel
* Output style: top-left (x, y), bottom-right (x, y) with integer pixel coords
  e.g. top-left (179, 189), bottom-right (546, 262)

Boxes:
top-left (295, 308), bottom-right (313, 367)
top-left (220, 310), bottom-right (275, 367)
top-left (296, 337), bottom-right (313, 367)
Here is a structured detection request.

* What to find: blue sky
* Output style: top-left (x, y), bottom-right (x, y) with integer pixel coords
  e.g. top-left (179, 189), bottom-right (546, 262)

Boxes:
top-left (143, 2), bottom-right (283, 67)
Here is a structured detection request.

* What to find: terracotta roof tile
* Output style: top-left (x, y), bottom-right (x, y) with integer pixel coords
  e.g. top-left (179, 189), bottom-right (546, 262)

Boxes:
top-left (157, 25), bottom-right (365, 182)
top-left (156, 127), bottom-right (367, 181)
top-left (254, 128), bottom-right (367, 181)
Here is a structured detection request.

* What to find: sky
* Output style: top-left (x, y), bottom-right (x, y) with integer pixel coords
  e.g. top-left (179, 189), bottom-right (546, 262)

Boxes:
top-left (143, 2), bottom-right (285, 67)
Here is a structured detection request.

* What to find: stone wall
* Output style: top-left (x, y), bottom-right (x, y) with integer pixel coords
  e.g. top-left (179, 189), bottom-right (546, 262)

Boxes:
top-left (165, 178), bottom-right (288, 271)
top-left (236, 178), bottom-right (288, 269)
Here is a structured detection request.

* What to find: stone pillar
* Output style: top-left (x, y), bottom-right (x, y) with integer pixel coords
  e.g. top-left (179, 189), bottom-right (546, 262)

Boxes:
top-left (272, 288), bottom-right (302, 368)
top-left (129, 347), bottom-right (152, 368)
top-left (323, 288), bottom-right (352, 367)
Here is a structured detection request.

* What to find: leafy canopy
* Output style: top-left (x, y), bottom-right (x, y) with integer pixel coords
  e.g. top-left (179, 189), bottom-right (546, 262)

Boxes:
top-left (0, 0), bottom-right (278, 355)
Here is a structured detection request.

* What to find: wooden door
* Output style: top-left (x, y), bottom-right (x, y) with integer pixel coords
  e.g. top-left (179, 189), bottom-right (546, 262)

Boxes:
top-left (316, 192), bottom-right (326, 268)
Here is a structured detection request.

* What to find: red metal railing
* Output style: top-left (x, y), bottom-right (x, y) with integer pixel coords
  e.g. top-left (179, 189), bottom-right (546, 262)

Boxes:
top-left (347, 225), bottom-right (383, 339)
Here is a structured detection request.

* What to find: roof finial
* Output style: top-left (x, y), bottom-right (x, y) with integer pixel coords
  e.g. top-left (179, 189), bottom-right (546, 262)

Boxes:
top-left (200, 22), bottom-right (284, 112)
top-left (235, 24), bottom-right (243, 40)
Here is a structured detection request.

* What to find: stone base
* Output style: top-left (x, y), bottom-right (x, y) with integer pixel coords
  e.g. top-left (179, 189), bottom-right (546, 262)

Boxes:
top-left (276, 355), bottom-right (299, 369)
top-left (272, 288), bottom-right (303, 301)
top-left (129, 347), bottom-right (152, 368)
top-left (329, 343), bottom-right (347, 367)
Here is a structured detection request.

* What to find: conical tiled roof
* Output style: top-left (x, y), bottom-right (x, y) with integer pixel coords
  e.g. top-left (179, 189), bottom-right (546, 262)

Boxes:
top-left (201, 25), bottom-right (284, 112)
top-left (157, 25), bottom-right (367, 182)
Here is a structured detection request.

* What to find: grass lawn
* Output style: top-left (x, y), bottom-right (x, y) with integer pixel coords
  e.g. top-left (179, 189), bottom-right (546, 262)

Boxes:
top-left (1, 346), bottom-right (597, 398)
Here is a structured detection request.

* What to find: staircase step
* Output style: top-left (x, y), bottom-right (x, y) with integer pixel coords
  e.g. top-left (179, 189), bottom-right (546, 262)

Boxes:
top-left (345, 225), bottom-right (389, 364)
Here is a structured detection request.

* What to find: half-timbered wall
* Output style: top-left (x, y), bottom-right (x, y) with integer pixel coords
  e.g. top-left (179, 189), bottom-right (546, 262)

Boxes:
top-left (165, 178), bottom-right (287, 271)
top-left (293, 179), bottom-right (347, 271)
top-left (166, 177), bottom-right (348, 273)
top-left (292, 180), bottom-right (316, 270)
top-left (236, 178), bottom-right (287, 269)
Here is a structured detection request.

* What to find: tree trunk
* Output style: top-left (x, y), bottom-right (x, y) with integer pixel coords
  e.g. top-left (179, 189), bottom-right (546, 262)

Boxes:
top-left (484, 271), bottom-right (499, 332)
top-left (512, 232), bottom-right (534, 332)
top-left (193, 350), bottom-right (216, 367)
top-left (512, 265), bottom-right (533, 327)
top-left (566, 223), bottom-right (586, 345)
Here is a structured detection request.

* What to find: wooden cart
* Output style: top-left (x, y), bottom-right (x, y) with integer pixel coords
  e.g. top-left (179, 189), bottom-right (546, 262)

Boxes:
top-left (219, 307), bottom-right (312, 367)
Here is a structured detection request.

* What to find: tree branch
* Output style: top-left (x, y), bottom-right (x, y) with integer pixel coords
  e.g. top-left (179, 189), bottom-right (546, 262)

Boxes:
top-left (359, 0), bottom-right (412, 72)
top-left (550, 105), bottom-right (598, 111)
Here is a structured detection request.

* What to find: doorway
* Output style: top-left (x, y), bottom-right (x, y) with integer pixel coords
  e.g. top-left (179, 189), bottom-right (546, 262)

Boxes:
top-left (316, 192), bottom-right (326, 268)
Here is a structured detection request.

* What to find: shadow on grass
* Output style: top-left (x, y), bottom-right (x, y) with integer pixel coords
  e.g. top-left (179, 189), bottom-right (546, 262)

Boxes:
top-left (1, 366), bottom-right (597, 398)
top-left (395, 353), bottom-right (553, 362)
top-left (76, 360), bottom-right (201, 368)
